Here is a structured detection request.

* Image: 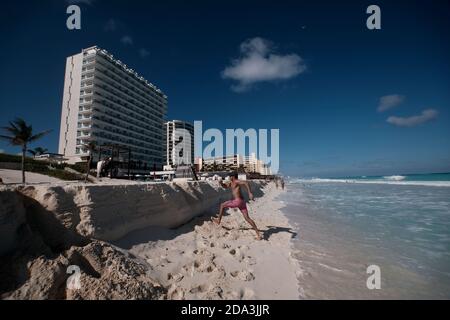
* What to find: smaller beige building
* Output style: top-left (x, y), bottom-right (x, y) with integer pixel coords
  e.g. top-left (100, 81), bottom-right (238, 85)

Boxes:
top-left (197, 153), bottom-right (271, 175)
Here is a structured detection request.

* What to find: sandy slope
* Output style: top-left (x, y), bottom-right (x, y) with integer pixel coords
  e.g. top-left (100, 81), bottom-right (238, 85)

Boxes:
top-left (115, 183), bottom-right (300, 300)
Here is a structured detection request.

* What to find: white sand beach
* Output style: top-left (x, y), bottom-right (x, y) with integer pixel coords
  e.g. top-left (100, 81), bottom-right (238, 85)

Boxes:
top-left (115, 183), bottom-right (300, 299)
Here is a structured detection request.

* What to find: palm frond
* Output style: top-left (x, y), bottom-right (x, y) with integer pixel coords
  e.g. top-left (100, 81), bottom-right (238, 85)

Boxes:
top-left (0, 134), bottom-right (14, 142)
top-left (8, 120), bottom-right (19, 132)
top-left (1, 118), bottom-right (50, 147)
top-left (2, 126), bottom-right (20, 136)
top-left (13, 118), bottom-right (27, 129)
top-left (34, 147), bottom-right (48, 155)
top-left (29, 130), bottom-right (52, 143)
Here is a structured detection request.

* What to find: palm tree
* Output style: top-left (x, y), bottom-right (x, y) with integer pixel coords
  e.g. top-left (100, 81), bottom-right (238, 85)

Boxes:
top-left (82, 141), bottom-right (97, 182)
top-left (0, 118), bottom-right (51, 183)
top-left (28, 147), bottom-right (48, 157)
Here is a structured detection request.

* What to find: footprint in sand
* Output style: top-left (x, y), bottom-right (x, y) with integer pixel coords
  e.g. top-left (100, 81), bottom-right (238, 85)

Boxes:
top-left (196, 240), bottom-right (210, 249)
top-left (223, 291), bottom-right (237, 299)
top-left (207, 286), bottom-right (223, 299)
top-left (230, 270), bottom-right (255, 281)
top-left (230, 233), bottom-right (240, 241)
top-left (239, 245), bottom-right (250, 252)
top-left (229, 288), bottom-right (255, 300)
top-left (241, 288), bottom-right (255, 299)
top-left (168, 285), bottom-right (185, 300)
top-left (167, 272), bottom-right (184, 282)
top-left (181, 263), bottom-right (194, 276)
top-left (243, 256), bottom-right (257, 265)
top-left (189, 284), bottom-right (207, 294)
top-left (193, 258), bottom-right (217, 273)
top-left (229, 248), bottom-right (245, 262)
top-left (215, 266), bottom-right (227, 279)
top-left (160, 257), bottom-right (171, 265)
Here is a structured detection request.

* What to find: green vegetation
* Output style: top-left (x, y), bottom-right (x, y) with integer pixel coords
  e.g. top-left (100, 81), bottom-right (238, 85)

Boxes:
top-left (70, 162), bottom-right (90, 174)
top-left (0, 152), bottom-right (83, 181)
top-left (0, 153), bottom-right (34, 164)
top-left (28, 147), bottom-right (48, 157)
top-left (0, 118), bottom-right (51, 183)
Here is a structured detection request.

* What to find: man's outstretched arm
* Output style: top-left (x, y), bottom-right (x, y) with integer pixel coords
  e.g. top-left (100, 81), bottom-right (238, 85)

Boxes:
top-left (239, 181), bottom-right (254, 200)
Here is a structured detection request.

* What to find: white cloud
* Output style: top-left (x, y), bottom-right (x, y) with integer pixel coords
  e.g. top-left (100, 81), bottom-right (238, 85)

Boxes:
top-left (65, 0), bottom-right (95, 5)
top-left (387, 109), bottom-right (438, 127)
top-left (0, 149), bottom-right (4, 154)
top-left (120, 35), bottom-right (133, 46)
top-left (378, 94), bottom-right (405, 112)
top-left (139, 48), bottom-right (150, 58)
top-left (222, 37), bottom-right (306, 92)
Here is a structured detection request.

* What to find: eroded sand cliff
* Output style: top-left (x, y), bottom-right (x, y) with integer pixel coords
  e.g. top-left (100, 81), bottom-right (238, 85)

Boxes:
top-left (0, 180), bottom-right (268, 299)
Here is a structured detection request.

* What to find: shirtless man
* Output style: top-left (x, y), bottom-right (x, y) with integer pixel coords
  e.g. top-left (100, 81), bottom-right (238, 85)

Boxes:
top-left (212, 173), bottom-right (262, 240)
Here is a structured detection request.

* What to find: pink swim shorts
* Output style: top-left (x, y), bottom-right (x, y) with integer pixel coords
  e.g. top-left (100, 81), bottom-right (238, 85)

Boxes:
top-left (223, 198), bottom-right (248, 212)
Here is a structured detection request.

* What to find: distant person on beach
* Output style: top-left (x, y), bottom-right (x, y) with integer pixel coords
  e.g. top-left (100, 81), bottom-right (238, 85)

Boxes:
top-left (97, 157), bottom-right (110, 178)
top-left (212, 172), bottom-right (262, 240)
top-left (102, 157), bottom-right (112, 178)
top-left (96, 159), bottom-right (104, 178)
top-left (281, 179), bottom-right (285, 190)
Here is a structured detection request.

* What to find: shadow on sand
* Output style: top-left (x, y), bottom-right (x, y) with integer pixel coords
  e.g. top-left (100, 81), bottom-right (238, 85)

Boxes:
top-left (263, 226), bottom-right (298, 240)
top-left (113, 211), bottom-right (218, 249)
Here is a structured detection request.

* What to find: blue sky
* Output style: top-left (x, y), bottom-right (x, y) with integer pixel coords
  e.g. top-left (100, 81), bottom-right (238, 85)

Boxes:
top-left (0, 0), bottom-right (449, 177)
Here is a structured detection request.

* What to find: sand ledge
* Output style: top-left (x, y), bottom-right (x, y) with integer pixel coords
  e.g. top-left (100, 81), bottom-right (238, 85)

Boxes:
top-left (0, 180), bottom-right (299, 299)
top-left (115, 182), bottom-right (300, 300)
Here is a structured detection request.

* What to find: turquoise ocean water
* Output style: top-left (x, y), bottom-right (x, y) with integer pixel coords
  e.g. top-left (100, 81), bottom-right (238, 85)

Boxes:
top-left (279, 173), bottom-right (450, 299)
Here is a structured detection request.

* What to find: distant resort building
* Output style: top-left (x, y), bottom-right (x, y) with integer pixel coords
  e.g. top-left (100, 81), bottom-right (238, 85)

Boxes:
top-left (58, 46), bottom-right (167, 167)
top-left (33, 153), bottom-right (67, 164)
top-left (164, 120), bottom-right (195, 168)
top-left (197, 153), bottom-right (272, 175)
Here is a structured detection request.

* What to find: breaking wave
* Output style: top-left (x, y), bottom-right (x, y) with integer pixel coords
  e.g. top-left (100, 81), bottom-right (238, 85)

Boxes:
top-left (289, 177), bottom-right (450, 187)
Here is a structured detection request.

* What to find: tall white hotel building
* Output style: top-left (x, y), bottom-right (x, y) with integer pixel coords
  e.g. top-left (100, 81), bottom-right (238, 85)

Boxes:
top-left (58, 46), bottom-right (167, 166)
